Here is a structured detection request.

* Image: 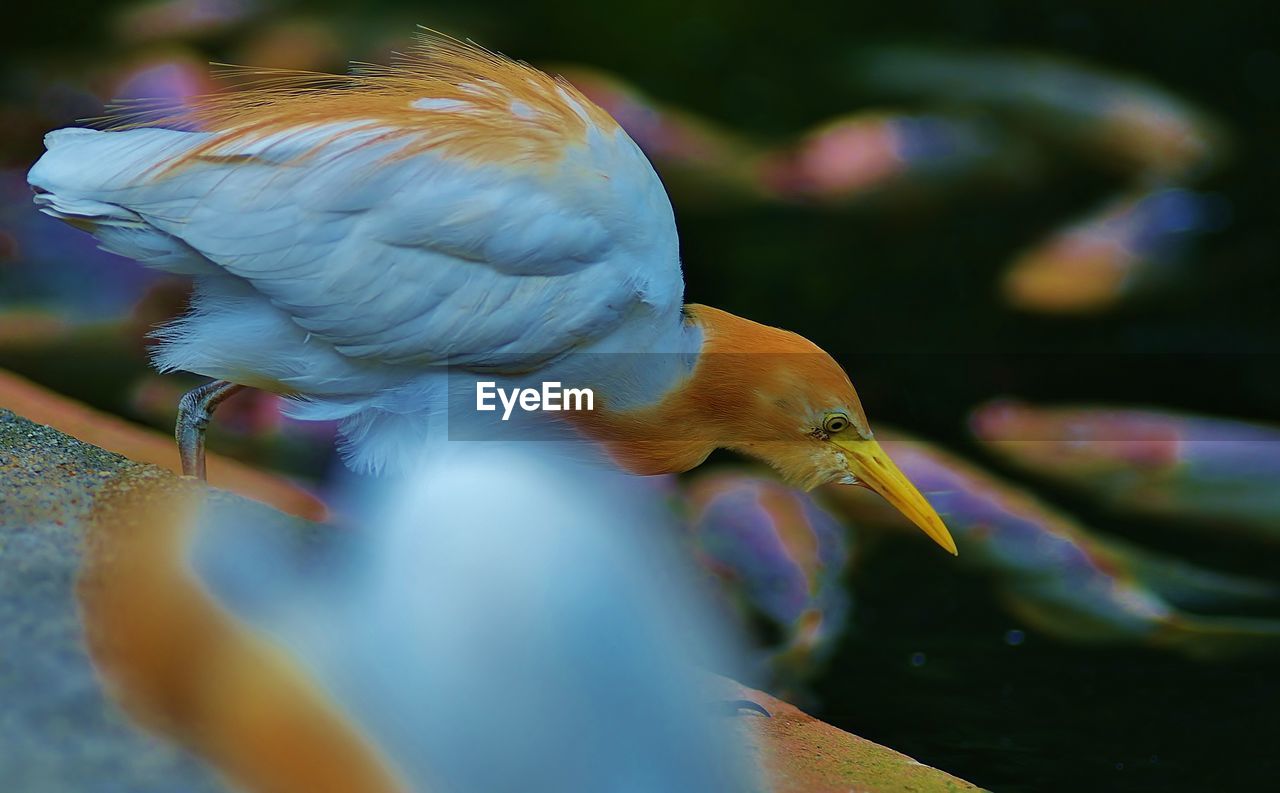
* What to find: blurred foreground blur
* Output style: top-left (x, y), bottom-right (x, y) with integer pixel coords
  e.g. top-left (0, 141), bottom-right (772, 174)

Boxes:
top-left (159, 442), bottom-right (756, 793)
top-left (1, 410), bottom-right (985, 792)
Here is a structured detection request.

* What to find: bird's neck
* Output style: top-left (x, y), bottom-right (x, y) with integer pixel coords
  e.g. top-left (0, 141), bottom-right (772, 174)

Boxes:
top-left (570, 304), bottom-right (789, 475)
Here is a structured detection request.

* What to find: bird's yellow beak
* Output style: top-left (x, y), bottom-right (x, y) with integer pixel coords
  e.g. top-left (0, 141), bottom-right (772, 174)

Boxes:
top-left (833, 438), bottom-right (958, 555)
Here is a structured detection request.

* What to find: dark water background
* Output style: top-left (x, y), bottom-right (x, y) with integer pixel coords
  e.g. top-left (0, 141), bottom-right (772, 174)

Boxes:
top-left (817, 537), bottom-right (1280, 792)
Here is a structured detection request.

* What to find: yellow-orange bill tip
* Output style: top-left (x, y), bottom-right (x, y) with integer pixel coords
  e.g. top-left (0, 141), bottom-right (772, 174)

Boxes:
top-left (835, 438), bottom-right (958, 555)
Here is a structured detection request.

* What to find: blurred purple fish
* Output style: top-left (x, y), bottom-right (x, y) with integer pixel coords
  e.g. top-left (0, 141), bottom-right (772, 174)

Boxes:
top-left (565, 68), bottom-right (999, 205)
top-left (858, 47), bottom-right (1223, 178)
top-left (1002, 187), bottom-right (1223, 313)
top-left (684, 472), bottom-right (852, 687)
top-left (821, 428), bottom-right (1280, 658)
top-left (757, 113), bottom-right (998, 203)
top-left (971, 400), bottom-right (1280, 542)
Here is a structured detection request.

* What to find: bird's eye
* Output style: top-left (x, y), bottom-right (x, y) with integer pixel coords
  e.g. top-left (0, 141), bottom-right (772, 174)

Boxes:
top-left (822, 414), bottom-right (850, 434)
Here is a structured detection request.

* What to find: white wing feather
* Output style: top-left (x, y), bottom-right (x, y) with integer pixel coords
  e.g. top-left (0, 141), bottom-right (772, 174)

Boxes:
top-left (29, 116), bottom-right (682, 371)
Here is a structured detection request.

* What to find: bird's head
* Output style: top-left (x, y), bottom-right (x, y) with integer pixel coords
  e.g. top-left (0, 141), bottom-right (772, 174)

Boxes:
top-left (586, 305), bottom-right (956, 555)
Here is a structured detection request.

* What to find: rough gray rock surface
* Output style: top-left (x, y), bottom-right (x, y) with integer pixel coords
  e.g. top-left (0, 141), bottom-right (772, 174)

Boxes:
top-left (0, 409), bottom-right (229, 792)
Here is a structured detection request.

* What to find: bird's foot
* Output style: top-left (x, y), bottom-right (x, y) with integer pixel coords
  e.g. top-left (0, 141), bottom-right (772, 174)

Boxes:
top-left (175, 380), bottom-right (244, 480)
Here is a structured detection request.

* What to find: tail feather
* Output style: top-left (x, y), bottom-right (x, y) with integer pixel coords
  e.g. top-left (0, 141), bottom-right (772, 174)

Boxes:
top-left (27, 127), bottom-right (215, 275)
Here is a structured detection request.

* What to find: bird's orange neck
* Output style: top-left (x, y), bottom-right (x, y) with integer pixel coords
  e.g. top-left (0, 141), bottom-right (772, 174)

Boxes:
top-left (571, 304), bottom-right (856, 476)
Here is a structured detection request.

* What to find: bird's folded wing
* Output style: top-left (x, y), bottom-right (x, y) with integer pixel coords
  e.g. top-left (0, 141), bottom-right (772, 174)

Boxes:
top-left (28, 37), bottom-right (683, 370)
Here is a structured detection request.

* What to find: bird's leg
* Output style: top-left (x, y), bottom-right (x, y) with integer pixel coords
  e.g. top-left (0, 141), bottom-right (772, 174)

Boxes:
top-left (176, 380), bottom-right (244, 480)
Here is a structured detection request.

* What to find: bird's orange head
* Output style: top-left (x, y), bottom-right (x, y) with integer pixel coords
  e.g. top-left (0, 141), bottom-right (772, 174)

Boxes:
top-left (586, 305), bottom-right (957, 555)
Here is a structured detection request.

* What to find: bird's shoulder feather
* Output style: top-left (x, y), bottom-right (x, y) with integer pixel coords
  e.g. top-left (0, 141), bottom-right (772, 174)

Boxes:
top-left (110, 31), bottom-right (622, 174)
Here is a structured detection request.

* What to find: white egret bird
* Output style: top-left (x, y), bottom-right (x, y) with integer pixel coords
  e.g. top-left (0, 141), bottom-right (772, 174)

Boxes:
top-left (27, 31), bottom-right (955, 554)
